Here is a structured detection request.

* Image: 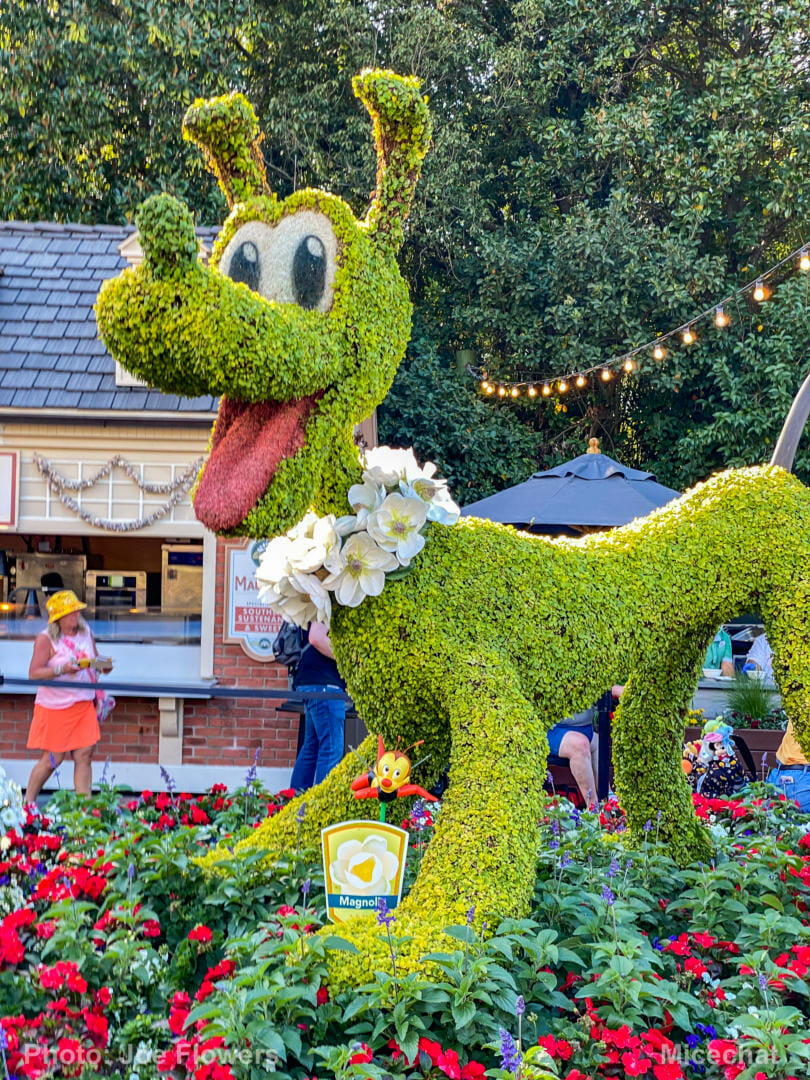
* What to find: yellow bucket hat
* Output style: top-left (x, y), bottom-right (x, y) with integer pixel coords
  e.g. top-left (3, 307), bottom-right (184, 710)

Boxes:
top-left (46, 589), bottom-right (87, 624)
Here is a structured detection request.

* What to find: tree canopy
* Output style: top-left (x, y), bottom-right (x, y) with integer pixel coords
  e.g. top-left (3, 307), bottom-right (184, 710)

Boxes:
top-left (3, 0), bottom-right (810, 499)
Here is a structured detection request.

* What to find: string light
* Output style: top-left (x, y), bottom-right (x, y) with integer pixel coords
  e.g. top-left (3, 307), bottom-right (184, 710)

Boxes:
top-left (471, 238), bottom-right (808, 399)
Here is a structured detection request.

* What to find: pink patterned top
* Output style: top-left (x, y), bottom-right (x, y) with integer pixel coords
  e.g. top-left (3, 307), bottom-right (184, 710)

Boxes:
top-left (34, 626), bottom-right (97, 709)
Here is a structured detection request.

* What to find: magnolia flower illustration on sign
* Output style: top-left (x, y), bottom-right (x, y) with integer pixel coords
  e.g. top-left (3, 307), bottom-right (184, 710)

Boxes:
top-left (329, 836), bottom-right (400, 896)
top-left (366, 493), bottom-right (428, 563)
top-left (255, 446), bottom-right (460, 628)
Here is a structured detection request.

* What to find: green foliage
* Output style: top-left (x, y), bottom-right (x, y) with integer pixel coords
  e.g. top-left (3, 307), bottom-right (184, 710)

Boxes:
top-left (378, 334), bottom-right (542, 504)
top-left (726, 672), bottom-right (779, 727)
top-left (183, 91), bottom-right (269, 208)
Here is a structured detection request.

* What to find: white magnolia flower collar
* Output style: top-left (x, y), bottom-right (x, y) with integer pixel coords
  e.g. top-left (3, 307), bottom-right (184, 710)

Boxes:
top-left (256, 447), bottom-right (461, 628)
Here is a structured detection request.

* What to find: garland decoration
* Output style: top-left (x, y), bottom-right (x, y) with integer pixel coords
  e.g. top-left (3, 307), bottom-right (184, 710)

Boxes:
top-left (255, 446), bottom-right (460, 628)
top-left (473, 241), bottom-right (810, 399)
top-left (33, 453), bottom-right (204, 533)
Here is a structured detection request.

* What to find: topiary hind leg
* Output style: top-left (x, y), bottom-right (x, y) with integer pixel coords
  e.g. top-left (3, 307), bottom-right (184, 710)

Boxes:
top-left (612, 648), bottom-right (713, 866)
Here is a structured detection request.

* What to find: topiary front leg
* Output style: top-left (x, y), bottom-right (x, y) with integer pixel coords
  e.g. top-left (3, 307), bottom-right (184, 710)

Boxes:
top-left (319, 652), bottom-right (551, 987)
top-left (612, 647), bottom-right (713, 866)
top-left (198, 734), bottom-right (379, 873)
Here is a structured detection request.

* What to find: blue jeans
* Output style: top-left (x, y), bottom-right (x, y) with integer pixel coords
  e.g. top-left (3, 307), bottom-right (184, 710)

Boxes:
top-left (289, 685), bottom-right (346, 792)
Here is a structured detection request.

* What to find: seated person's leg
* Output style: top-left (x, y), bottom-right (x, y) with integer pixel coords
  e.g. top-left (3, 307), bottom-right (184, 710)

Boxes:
top-left (557, 729), bottom-right (597, 808)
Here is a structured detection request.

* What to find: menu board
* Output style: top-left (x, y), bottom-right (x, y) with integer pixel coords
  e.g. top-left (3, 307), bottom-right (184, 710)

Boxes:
top-left (223, 538), bottom-right (283, 661)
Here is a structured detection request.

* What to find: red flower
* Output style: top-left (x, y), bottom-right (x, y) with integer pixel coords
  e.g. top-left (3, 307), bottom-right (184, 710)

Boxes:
top-left (461, 1063), bottom-right (486, 1080)
top-left (348, 1043), bottom-right (373, 1065)
top-left (538, 1036), bottom-right (573, 1061)
top-left (316, 986), bottom-right (329, 1005)
top-left (438, 1048), bottom-right (461, 1079)
top-left (621, 1051), bottom-right (652, 1075)
top-left (692, 932), bottom-right (716, 948)
top-left (141, 919), bottom-right (161, 938)
top-left (418, 1038), bottom-right (442, 1066)
top-left (708, 1040), bottom-right (739, 1065)
top-left (188, 924), bottom-right (213, 944)
top-left (653, 1065), bottom-right (684, 1080)
top-left (278, 788), bottom-right (296, 799)
top-left (603, 1026), bottom-right (635, 1049)
top-left (191, 805), bottom-right (210, 825)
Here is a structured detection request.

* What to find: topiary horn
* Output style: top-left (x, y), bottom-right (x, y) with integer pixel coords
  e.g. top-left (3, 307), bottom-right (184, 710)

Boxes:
top-left (182, 91), bottom-right (271, 208)
top-left (352, 69), bottom-right (432, 255)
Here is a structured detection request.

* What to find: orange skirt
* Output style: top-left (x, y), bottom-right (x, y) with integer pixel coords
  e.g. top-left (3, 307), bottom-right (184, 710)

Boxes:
top-left (27, 700), bottom-right (100, 752)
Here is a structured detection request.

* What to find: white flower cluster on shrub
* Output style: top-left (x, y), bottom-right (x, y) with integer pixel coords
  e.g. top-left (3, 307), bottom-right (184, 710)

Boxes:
top-left (256, 447), bottom-right (460, 627)
top-left (0, 766), bottom-right (25, 832)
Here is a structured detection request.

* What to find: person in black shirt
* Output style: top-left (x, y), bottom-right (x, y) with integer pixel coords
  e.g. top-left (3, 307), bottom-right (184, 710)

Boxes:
top-left (289, 622), bottom-right (347, 792)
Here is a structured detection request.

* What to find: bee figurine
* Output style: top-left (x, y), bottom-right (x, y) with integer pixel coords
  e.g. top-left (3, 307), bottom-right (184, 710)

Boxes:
top-left (351, 736), bottom-right (438, 821)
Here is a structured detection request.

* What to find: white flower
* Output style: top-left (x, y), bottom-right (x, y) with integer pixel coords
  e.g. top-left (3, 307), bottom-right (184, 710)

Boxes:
top-left (330, 836), bottom-right (400, 896)
top-left (259, 572), bottom-right (332, 627)
top-left (255, 534), bottom-right (296, 587)
top-left (361, 446), bottom-right (421, 489)
top-left (366, 493), bottom-right (427, 563)
top-left (347, 479), bottom-right (386, 527)
top-left (335, 514), bottom-right (361, 537)
top-left (289, 515), bottom-right (344, 575)
top-left (426, 487), bottom-right (460, 525)
top-left (323, 532), bottom-right (398, 607)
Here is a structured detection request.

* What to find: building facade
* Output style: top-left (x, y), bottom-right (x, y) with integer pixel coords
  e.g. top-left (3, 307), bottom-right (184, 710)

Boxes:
top-left (0, 221), bottom-right (301, 791)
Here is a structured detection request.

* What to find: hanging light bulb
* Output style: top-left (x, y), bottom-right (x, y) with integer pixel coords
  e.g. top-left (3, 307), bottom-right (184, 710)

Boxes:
top-left (800, 248), bottom-right (810, 272)
top-left (558, 379), bottom-right (568, 393)
top-left (542, 383), bottom-right (551, 396)
top-left (498, 386), bottom-right (506, 397)
top-left (753, 279), bottom-right (767, 302)
top-left (653, 344), bottom-right (665, 361)
top-left (576, 374), bottom-right (587, 388)
top-left (485, 384), bottom-right (495, 394)
top-left (623, 359), bottom-right (634, 373)
top-left (601, 368), bottom-right (611, 382)
top-left (682, 326), bottom-right (696, 345)
top-left (528, 385), bottom-right (537, 397)
top-left (714, 306), bottom-right (729, 327)
top-left (480, 380), bottom-right (489, 392)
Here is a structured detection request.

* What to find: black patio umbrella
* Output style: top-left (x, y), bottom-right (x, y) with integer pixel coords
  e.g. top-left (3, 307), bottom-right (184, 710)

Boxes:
top-left (462, 440), bottom-right (680, 535)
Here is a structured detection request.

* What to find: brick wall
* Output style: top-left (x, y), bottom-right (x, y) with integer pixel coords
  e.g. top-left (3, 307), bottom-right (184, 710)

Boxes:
top-left (1, 536), bottom-right (298, 771)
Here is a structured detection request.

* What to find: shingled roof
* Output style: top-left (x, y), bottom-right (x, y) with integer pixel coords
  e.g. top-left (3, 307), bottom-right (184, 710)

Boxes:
top-left (0, 221), bottom-right (219, 415)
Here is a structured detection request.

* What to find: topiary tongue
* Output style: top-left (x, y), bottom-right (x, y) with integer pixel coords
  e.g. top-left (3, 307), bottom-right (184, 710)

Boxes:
top-left (194, 394), bottom-right (318, 531)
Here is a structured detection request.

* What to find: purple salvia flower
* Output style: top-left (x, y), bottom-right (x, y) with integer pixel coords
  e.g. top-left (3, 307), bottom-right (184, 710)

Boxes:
top-left (301, 878), bottom-right (311, 898)
top-left (159, 765), bottom-right (176, 794)
top-left (376, 897), bottom-right (395, 927)
top-left (606, 856), bottom-right (620, 878)
top-left (498, 1028), bottom-right (522, 1074)
top-left (515, 995), bottom-right (525, 1018)
top-left (601, 884), bottom-right (615, 907)
top-left (466, 905), bottom-right (476, 925)
top-left (244, 747), bottom-right (260, 791)
top-left (296, 801), bottom-right (307, 823)
top-left (559, 850), bottom-right (573, 870)
top-left (643, 819), bottom-right (653, 833)
top-left (758, 972), bottom-right (768, 992)
top-left (127, 862), bottom-right (135, 881)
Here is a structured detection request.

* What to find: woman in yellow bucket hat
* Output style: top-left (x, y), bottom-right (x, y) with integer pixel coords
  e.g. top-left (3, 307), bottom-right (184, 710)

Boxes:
top-left (24, 590), bottom-right (113, 803)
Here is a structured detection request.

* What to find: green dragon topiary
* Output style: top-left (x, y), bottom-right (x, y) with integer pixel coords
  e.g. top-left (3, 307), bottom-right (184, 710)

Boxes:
top-left (96, 70), bottom-right (810, 986)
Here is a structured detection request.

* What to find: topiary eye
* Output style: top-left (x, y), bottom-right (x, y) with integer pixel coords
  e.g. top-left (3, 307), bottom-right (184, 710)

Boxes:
top-left (228, 241), bottom-right (260, 292)
top-left (293, 235), bottom-right (326, 309)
